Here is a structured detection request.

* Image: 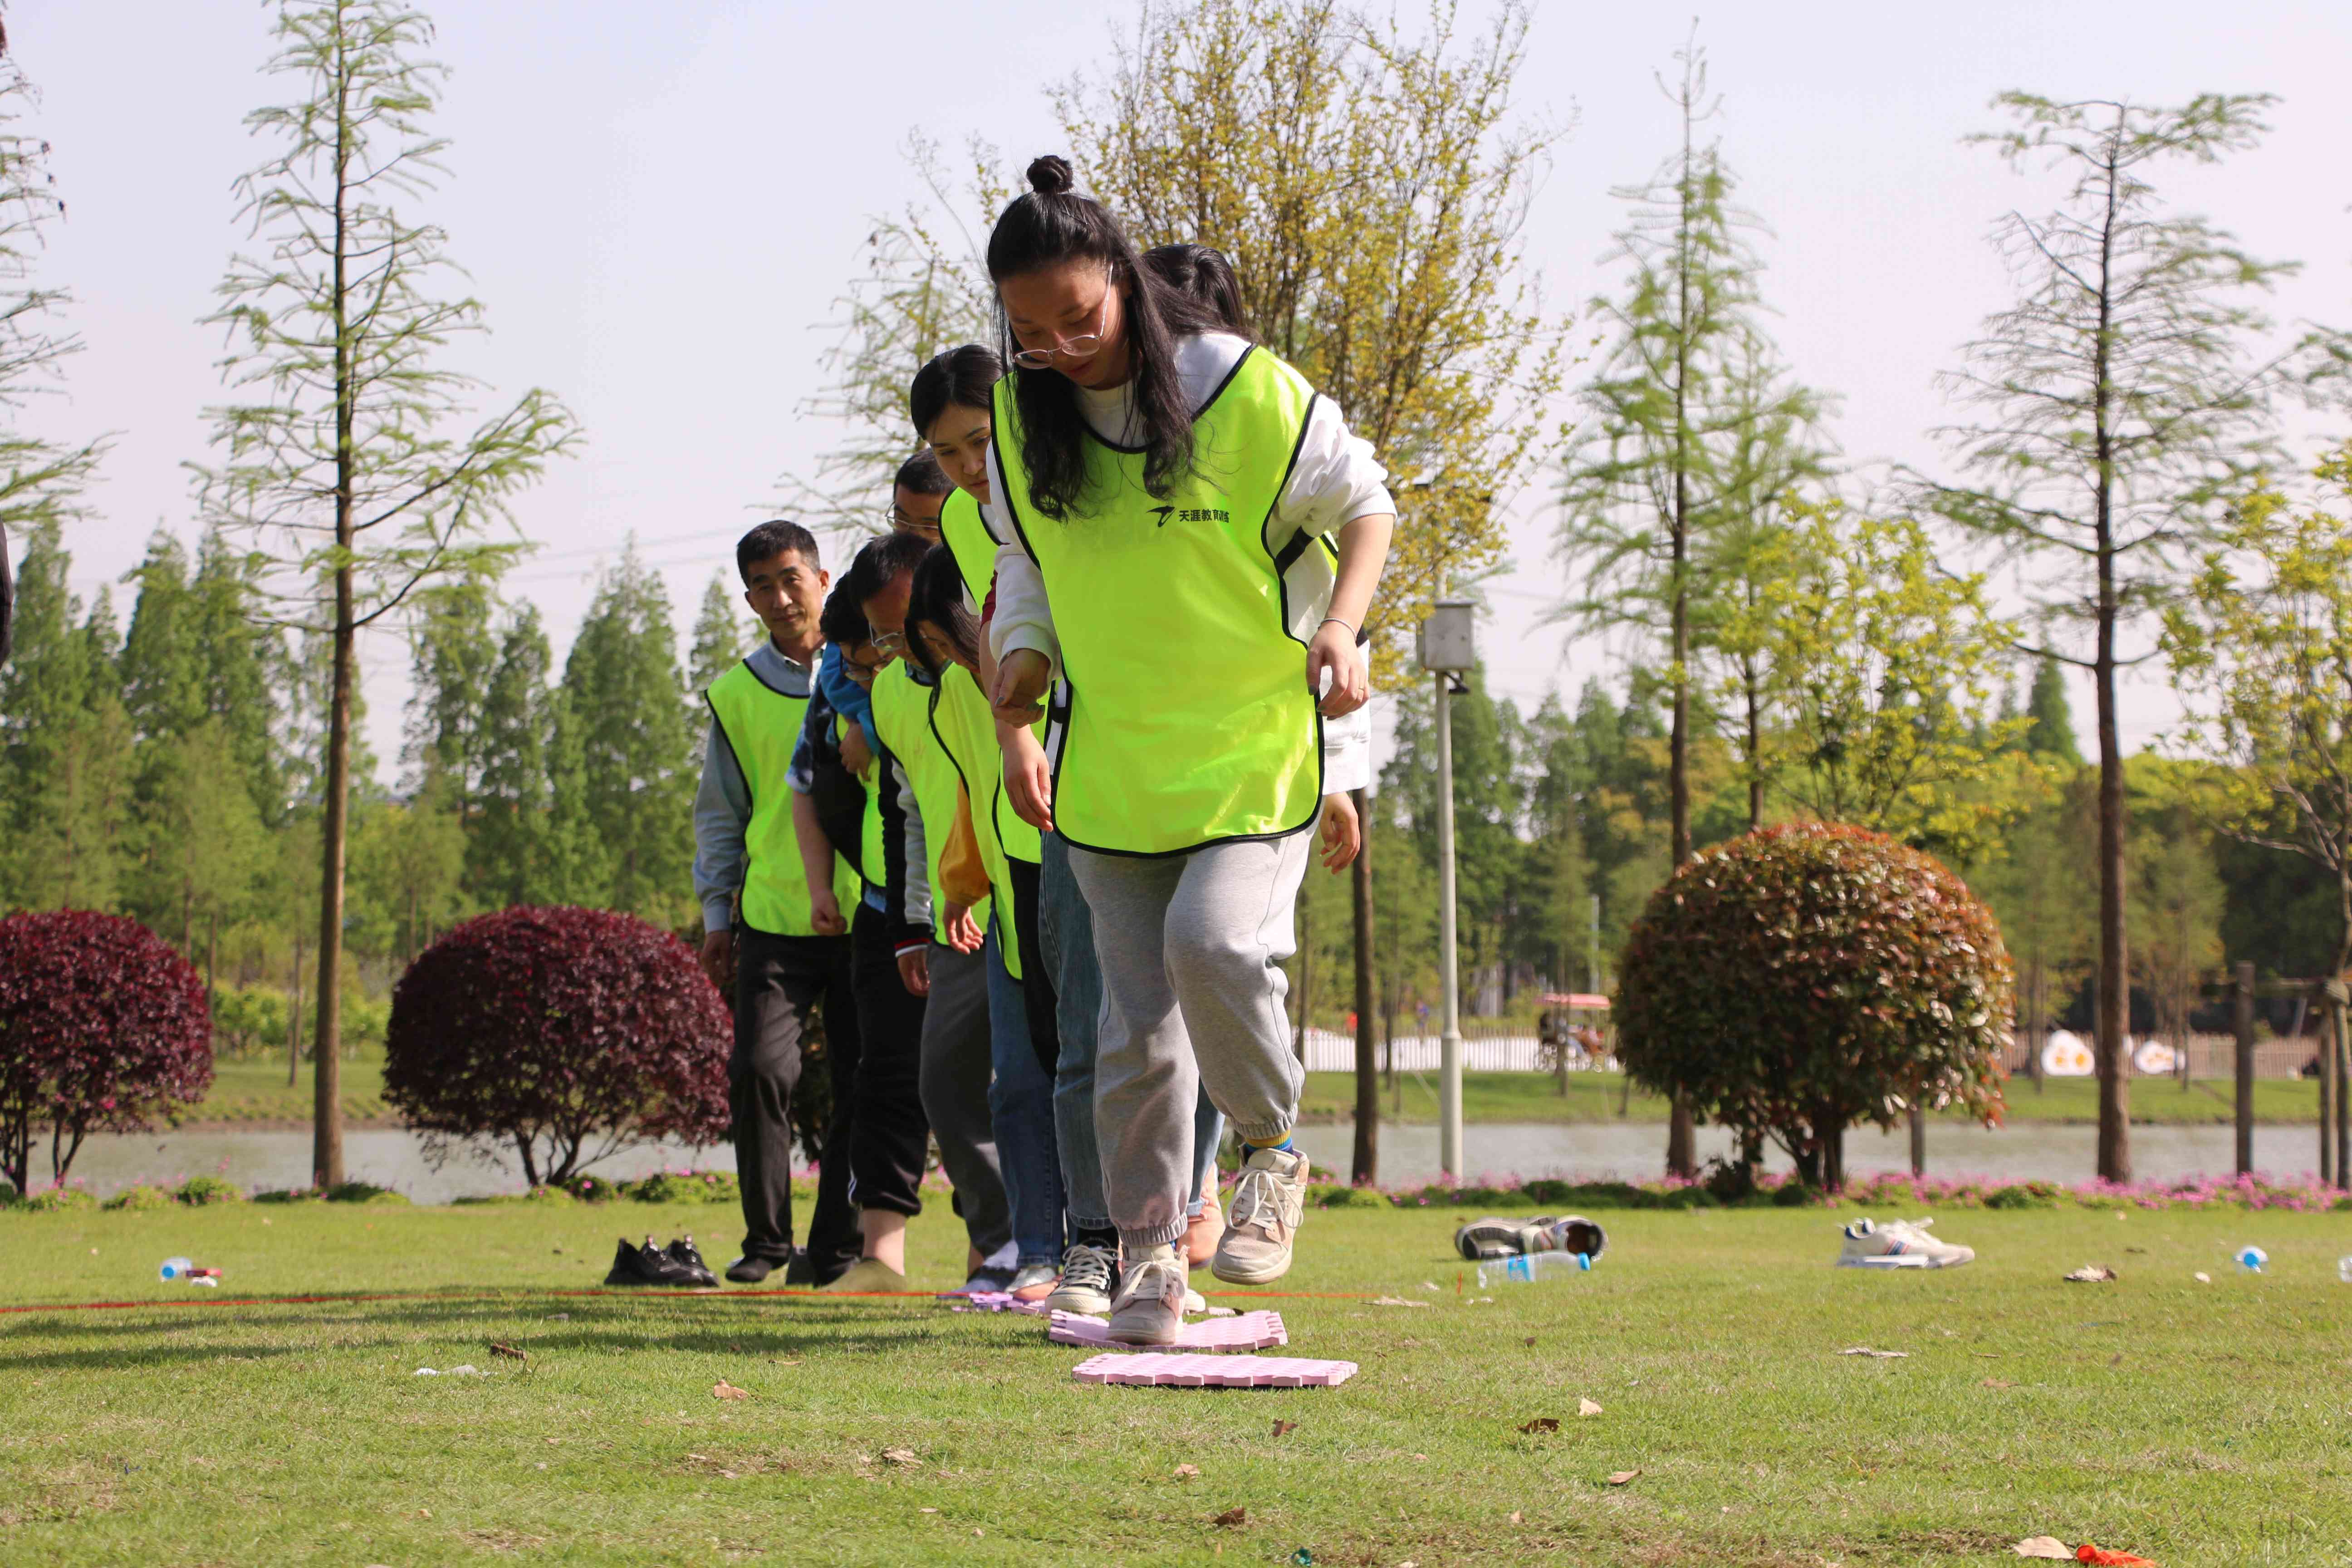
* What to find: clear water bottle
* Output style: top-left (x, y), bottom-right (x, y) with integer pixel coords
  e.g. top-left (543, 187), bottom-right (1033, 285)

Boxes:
top-left (1477, 1251), bottom-right (1593, 1289)
top-left (158, 1256), bottom-right (194, 1281)
top-left (2337, 1254), bottom-right (2351, 1284)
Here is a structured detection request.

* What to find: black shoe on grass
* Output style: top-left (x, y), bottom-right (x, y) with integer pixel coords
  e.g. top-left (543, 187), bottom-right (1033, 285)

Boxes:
top-left (607, 1235), bottom-right (695, 1286)
top-left (726, 1253), bottom-right (778, 1284)
top-left (665, 1235), bottom-right (719, 1287)
top-left (604, 1237), bottom-right (649, 1285)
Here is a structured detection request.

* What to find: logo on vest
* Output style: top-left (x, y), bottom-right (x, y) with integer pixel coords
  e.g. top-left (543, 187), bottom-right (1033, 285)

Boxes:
top-left (1148, 504), bottom-right (1232, 529)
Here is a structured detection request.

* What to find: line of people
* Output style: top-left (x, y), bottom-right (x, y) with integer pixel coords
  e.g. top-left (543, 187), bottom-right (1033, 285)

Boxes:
top-left (693, 157), bottom-right (1395, 1343)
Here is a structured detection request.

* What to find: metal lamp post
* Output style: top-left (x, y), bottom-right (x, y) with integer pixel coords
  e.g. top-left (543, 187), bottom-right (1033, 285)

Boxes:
top-left (1418, 600), bottom-right (1475, 1180)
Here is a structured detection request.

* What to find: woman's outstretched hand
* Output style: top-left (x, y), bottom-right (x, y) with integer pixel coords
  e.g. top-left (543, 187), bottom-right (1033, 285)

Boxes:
top-left (1306, 621), bottom-right (1367, 718)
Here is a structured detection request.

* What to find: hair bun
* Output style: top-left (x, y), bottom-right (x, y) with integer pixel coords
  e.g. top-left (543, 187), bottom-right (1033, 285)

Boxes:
top-left (1025, 155), bottom-right (1074, 196)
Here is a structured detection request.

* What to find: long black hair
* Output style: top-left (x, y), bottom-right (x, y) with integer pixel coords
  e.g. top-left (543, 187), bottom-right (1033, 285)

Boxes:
top-left (1143, 243), bottom-right (1249, 337)
top-left (909, 343), bottom-right (1003, 440)
top-left (985, 155), bottom-right (1221, 521)
top-left (905, 543), bottom-right (980, 677)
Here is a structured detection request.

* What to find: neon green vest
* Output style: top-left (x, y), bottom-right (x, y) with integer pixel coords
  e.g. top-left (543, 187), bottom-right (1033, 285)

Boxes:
top-left (928, 662), bottom-right (1024, 979)
top-left (939, 486), bottom-right (1000, 608)
top-left (990, 345), bottom-right (1323, 856)
top-left (850, 712), bottom-right (886, 892)
top-left (705, 659), bottom-right (862, 937)
top-left (868, 659), bottom-right (990, 934)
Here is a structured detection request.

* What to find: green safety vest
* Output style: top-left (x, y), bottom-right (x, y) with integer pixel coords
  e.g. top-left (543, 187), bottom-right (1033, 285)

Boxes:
top-left (705, 658), bottom-right (862, 938)
top-left (868, 658), bottom-right (989, 935)
top-left (928, 661), bottom-right (1025, 979)
top-left (938, 485), bottom-right (1000, 608)
top-left (851, 711), bottom-right (886, 893)
top-left (991, 345), bottom-right (1324, 856)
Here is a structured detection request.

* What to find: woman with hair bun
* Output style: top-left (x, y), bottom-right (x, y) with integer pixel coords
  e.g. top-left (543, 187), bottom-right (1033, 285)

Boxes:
top-left (980, 155), bottom-right (1394, 1345)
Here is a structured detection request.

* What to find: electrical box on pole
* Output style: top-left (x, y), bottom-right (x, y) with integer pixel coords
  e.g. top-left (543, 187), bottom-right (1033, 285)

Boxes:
top-left (1418, 600), bottom-right (1474, 1179)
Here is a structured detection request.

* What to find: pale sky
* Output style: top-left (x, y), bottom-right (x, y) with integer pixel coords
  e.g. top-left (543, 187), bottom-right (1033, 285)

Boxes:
top-left (10, 0), bottom-right (2352, 781)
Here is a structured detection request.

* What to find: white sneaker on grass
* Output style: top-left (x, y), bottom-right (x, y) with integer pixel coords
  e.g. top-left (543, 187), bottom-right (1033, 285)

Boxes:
top-left (1045, 1241), bottom-right (1118, 1315)
top-left (1107, 1247), bottom-right (1188, 1345)
top-left (1212, 1144), bottom-right (1308, 1284)
top-left (1837, 1216), bottom-right (1975, 1269)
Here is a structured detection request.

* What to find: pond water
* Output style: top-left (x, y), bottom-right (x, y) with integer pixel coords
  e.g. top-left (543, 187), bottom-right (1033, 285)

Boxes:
top-left (38, 1117), bottom-right (2333, 1204)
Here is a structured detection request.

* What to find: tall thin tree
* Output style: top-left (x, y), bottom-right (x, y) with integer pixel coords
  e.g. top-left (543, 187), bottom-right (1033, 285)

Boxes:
top-left (1919, 92), bottom-right (2295, 1182)
top-left (194, 0), bottom-right (577, 1186)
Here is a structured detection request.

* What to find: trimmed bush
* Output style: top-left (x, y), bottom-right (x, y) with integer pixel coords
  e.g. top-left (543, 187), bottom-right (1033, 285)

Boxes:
top-left (22, 1183), bottom-right (96, 1212)
top-left (385, 906), bottom-right (731, 1189)
top-left (325, 1181), bottom-right (408, 1205)
top-left (628, 1169), bottom-right (739, 1205)
top-left (0, 911), bottom-right (214, 1197)
top-left (1617, 823), bottom-right (2013, 1190)
top-left (175, 1175), bottom-right (247, 1206)
top-left (103, 1183), bottom-right (176, 1211)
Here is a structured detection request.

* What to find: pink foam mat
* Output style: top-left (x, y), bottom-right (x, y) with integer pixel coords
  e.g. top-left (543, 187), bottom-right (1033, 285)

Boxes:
top-left (947, 1291), bottom-right (1049, 1316)
top-left (1048, 1309), bottom-right (1288, 1351)
top-left (1072, 1352), bottom-right (1358, 1388)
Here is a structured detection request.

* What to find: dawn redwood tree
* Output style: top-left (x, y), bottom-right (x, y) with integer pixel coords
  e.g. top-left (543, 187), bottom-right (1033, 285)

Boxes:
top-left (0, 911), bottom-right (213, 1195)
top-left (193, 0), bottom-right (577, 1186)
top-left (1614, 824), bottom-right (2012, 1189)
top-left (383, 906), bottom-right (732, 1187)
top-left (1920, 92), bottom-right (2296, 1182)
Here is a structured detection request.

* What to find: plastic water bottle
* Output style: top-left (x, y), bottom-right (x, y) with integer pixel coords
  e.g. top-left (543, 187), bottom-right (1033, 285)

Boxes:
top-left (2234, 1245), bottom-right (2268, 1274)
top-left (1476, 1251), bottom-right (1593, 1289)
top-left (2337, 1254), bottom-right (2351, 1284)
top-left (158, 1256), bottom-right (195, 1282)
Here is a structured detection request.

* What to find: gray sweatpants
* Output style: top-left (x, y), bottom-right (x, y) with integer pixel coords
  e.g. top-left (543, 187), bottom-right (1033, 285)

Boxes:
top-left (918, 941), bottom-right (1012, 1264)
top-left (1068, 833), bottom-right (1311, 1251)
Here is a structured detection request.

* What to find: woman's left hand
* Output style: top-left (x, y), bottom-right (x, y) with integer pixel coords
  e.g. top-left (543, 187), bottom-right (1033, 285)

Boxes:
top-left (1306, 621), bottom-right (1366, 718)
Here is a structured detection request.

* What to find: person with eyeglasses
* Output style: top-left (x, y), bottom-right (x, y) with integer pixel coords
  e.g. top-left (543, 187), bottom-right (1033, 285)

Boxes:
top-left (972, 158), bottom-right (1395, 1347)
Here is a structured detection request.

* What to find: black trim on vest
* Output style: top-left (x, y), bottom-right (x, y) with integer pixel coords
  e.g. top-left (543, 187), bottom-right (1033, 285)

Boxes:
top-left (703, 690), bottom-right (753, 811)
top-left (741, 654), bottom-right (813, 700)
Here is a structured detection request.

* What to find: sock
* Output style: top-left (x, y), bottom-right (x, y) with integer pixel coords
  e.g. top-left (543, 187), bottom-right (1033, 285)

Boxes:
top-left (1075, 1225), bottom-right (1119, 1251)
top-left (1240, 1135), bottom-right (1294, 1155)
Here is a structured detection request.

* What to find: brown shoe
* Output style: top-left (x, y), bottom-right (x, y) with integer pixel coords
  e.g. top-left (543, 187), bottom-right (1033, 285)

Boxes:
top-left (1184, 1200), bottom-right (1224, 1269)
top-left (1211, 1145), bottom-right (1307, 1284)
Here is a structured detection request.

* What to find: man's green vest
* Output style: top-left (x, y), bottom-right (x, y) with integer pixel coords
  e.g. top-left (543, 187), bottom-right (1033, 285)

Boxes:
top-left (938, 485), bottom-right (1000, 608)
top-left (990, 345), bottom-right (1323, 856)
top-left (851, 711), bottom-right (886, 894)
top-left (705, 658), bottom-right (861, 937)
top-left (868, 658), bottom-right (989, 934)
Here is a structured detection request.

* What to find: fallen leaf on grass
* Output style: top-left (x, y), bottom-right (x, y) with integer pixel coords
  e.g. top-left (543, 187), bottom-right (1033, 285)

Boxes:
top-left (2108, 1352), bottom-right (2125, 1367)
top-left (2063, 1265), bottom-right (2118, 1284)
top-left (880, 1447), bottom-right (921, 1467)
top-left (920, 1507), bottom-right (937, 1514)
top-left (1578, 1398), bottom-right (1603, 1417)
top-left (711, 1380), bottom-right (751, 1401)
top-left (1371, 1297), bottom-right (1432, 1308)
top-left (1606, 1470), bottom-right (1641, 1486)
top-left (1838, 1347), bottom-right (1909, 1359)
top-left (1524, 1336), bottom-right (1537, 1347)
top-left (2193, 1272), bottom-right (2210, 1283)
top-left (1214, 1506), bottom-right (1248, 1527)
top-left (488, 1342), bottom-right (529, 1364)
top-left (1519, 1418), bottom-right (1560, 1435)
top-left (2011, 1541), bottom-right (2069, 1560)
top-left (1420, 1282), bottom-right (1440, 1292)
top-left (1982, 1378), bottom-right (2016, 1390)
top-left (1174, 1464), bottom-right (1201, 1480)
top-left (1270, 1420), bottom-right (1296, 1438)
top-left (1508, 1510), bottom-right (1524, 1524)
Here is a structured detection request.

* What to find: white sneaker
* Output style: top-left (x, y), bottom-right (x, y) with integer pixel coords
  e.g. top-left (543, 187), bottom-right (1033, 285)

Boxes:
top-left (1212, 1144), bottom-right (1308, 1284)
top-left (1045, 1242), bottom-right (1117, 1315)
top-left (1837, 1216), bottom-right (1975, 1269)
top-left (1107, 1248), bottom-right (1187, 1345)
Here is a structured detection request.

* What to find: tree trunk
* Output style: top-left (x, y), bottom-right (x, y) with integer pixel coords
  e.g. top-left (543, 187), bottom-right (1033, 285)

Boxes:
top-left (1908, 1107), bottom-right (1926, 1176)
top-left (2027, 950), bottom-right (2045, 1092)
top-left (2090, 144), bottom-right (2132, 1184)
top-left (1744, 662), bottom-right (1762, 832)
top-left (287, 933), bottom-right (305, 1089)
top-left (1349, 787), bottom-right (1377, 1187)
top-left (313, 51), bottom-right (357, 1193)
top-left (2319, 991), bottom-right (2337, 1188)
top-left (2232, 959), bottom-right (2254, 1177)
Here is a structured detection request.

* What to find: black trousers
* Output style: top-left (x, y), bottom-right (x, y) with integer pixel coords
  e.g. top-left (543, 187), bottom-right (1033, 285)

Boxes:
top-left (731, 926), bottom-right (859, 1270)
top-left (848, 899), bottom-right (930, 1218)
top-left (1005, 854), bottom-right (1061, 1079)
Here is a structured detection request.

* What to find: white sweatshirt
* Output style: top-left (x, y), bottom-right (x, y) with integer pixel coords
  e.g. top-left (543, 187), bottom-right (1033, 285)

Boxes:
top-left (982, 332), bottom-right (1392, 794)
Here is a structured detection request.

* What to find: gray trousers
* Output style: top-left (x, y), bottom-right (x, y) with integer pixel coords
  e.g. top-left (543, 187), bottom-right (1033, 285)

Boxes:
top-left (918, 940), bottom-right (1012, 1263)
top-left (1068, 832), bottom-right (1311, 1251)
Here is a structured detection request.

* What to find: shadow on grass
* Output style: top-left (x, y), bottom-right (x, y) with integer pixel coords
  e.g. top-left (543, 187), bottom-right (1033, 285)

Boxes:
top-left (0, 1290), bottom-right (1024, 1372)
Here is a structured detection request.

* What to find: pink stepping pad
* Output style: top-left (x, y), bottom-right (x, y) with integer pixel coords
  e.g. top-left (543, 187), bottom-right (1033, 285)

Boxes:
top-left (1072, 1352), bottom-right (1358, 1388)
top-left (948, 1291), bottom-right (1050, 1316)
top-left (1048, 1309), bottom-right (1288, 1352)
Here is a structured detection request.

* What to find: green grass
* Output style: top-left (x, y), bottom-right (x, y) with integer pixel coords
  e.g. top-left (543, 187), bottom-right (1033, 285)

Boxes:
top-left (3, 1200), bottom-right (2345, 1564)
top-left (185, 1050), bottom-right (390, 1124)
top-left (1300, 1069), bottom-right (2323, 1127)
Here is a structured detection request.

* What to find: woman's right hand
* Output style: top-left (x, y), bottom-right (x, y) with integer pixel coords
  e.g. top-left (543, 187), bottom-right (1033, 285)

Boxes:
top-left (999, 720), bottom-right (1054, 833)
top-left (992, 647), bottom-right (1050, 727)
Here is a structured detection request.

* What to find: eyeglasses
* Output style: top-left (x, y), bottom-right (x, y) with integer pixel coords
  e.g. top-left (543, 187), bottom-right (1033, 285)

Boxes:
top-left (886, 505), bottom-right (942, 534)
top-left (1009, 289), bottom-right (1112, 370)
top-left (871, 630), bottom-right (906, 655)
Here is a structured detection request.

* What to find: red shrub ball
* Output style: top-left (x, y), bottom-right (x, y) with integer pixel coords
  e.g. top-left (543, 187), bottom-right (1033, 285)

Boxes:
top-left (0, 911), bottom-right (214, 1195)
top-left (384, 906), bottom-right (732, 1187)
top-left (1615, 823), bottom-right (2013, 1188)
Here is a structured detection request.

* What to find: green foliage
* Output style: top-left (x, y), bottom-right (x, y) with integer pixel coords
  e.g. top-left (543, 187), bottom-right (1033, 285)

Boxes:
top-left (103, 1184), bottom-right (176, 1212)
top-left (175, 1175), bottom-right (248, 1206)
top-left (19, 1183), bottom-right (94, 1212)
top-left (1616, 823), bottom-right (2014, 1187)
top-left (2024, 659), bottom-right (2081, 767)
top-left (469, 604), bottom-right (554, 907)
top-left (626, 1169), bottom-right (739, 1205)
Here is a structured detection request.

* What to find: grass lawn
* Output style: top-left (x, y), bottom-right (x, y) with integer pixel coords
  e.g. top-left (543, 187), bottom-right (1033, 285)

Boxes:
top-left (4, 1199), bottom-right (2346, 1564)
top-left (1298, 1070), bottom-right (2323, 1128)
top-left (186, 1051), bottom-right (391, 1125)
